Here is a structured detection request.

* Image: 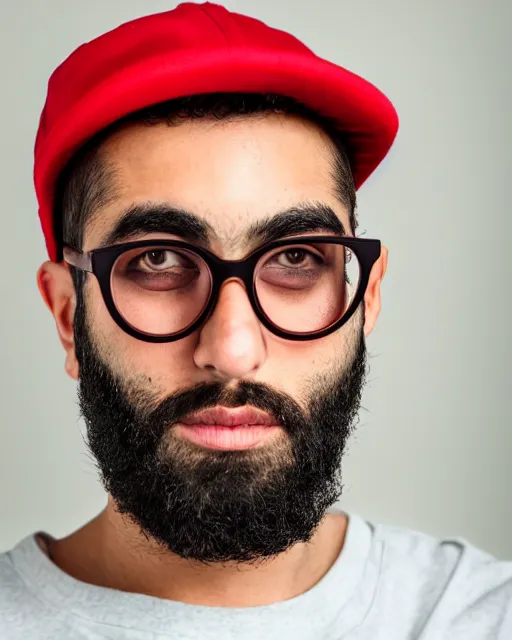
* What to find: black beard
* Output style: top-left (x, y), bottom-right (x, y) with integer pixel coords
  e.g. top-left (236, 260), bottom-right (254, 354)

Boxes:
top-left (74, 294), bottom-right (367, 566)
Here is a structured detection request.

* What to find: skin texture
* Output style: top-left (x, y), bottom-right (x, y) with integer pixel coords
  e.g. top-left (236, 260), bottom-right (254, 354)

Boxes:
top-left (37, 113), bottom-right (388, 607)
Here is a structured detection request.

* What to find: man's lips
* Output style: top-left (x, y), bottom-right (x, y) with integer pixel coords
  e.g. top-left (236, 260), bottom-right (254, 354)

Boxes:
top-left (176, 406), bottom-right (281, 450)
top-left (180, 406), bottom-right (278, 428)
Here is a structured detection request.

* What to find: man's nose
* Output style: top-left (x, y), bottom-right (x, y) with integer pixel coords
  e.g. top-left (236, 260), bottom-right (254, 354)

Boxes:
top-left (193, 279), bottom-right (267, 380)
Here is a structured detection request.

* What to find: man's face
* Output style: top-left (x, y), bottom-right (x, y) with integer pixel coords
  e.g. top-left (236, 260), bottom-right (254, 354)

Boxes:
top-left (65, 113), bottom-right (376, 564)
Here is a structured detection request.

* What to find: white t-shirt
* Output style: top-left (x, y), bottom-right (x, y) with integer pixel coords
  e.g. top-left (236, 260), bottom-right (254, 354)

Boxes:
top-left (1, 509), bottom-right (511, 639)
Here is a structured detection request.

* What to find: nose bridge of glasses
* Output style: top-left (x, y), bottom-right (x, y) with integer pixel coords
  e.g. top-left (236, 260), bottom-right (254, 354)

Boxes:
top-left (212, 255), bottom-right (258, 291)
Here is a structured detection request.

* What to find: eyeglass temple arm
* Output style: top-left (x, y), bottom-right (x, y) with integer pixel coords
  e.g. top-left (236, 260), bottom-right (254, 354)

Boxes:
top-left (62, 246), bottom-right (93, 272)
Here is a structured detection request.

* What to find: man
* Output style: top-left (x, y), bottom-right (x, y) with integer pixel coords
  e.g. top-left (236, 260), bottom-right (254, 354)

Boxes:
top-left (0, 2), bottom-right (510, 639)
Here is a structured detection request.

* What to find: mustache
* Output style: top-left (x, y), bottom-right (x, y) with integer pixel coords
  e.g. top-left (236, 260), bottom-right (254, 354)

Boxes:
top-left (146, 379), bottom-right (304, 437)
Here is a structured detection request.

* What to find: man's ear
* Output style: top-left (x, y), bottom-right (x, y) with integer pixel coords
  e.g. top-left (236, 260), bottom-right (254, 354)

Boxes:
top-left (37, 260), bottom-right (79, 380)
top-left (363, 245), bottom-right (388, 337)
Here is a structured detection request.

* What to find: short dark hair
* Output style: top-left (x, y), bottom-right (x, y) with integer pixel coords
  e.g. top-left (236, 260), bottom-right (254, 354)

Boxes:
top-left (55, 93), bottom-right (357, 288)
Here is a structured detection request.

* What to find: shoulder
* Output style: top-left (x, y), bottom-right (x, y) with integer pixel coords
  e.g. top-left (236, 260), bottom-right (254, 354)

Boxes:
top-left (371, 519), bottom-right (512, 638)
top-left (0, 544), bottom-right (33, 609)
top-left (0, 535), bottom-right (60, 640)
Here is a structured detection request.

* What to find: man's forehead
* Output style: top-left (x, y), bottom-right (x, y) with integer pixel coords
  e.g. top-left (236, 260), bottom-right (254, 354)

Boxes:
top-left (84, 115), bottom-right (352, 252)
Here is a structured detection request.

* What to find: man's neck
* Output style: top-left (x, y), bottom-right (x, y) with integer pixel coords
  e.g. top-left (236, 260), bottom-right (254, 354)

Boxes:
top-left (43, 498), bottom-right (348, 607)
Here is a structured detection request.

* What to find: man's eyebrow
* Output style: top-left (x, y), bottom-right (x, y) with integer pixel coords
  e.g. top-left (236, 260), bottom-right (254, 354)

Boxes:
top-left (97, 201), bottom-right (347, 250)
top-left (244, 203), bottom-right (347, 246)
top-left (97, 203), bottom-right (216, 248)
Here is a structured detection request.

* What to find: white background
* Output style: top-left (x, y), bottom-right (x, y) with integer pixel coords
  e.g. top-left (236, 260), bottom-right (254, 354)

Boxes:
top-left (0, 0), bottom-right (511, 557)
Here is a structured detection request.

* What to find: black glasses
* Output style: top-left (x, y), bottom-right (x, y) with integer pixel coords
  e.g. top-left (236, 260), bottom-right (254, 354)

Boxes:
top-left (63, 235), bottom-right (381, 343)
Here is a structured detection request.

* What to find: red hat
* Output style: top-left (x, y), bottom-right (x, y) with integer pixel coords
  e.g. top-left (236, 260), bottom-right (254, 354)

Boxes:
top-left (34, 1), bottom-right (399, 262)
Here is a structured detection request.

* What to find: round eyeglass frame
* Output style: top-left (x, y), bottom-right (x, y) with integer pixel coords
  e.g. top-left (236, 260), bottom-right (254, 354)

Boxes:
top-left (63, 235), bottom-right (381, 343)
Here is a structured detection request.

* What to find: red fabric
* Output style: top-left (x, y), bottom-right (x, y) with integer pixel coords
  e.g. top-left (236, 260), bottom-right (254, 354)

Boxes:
top-left (34, 1), bottom-right (399, 262)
